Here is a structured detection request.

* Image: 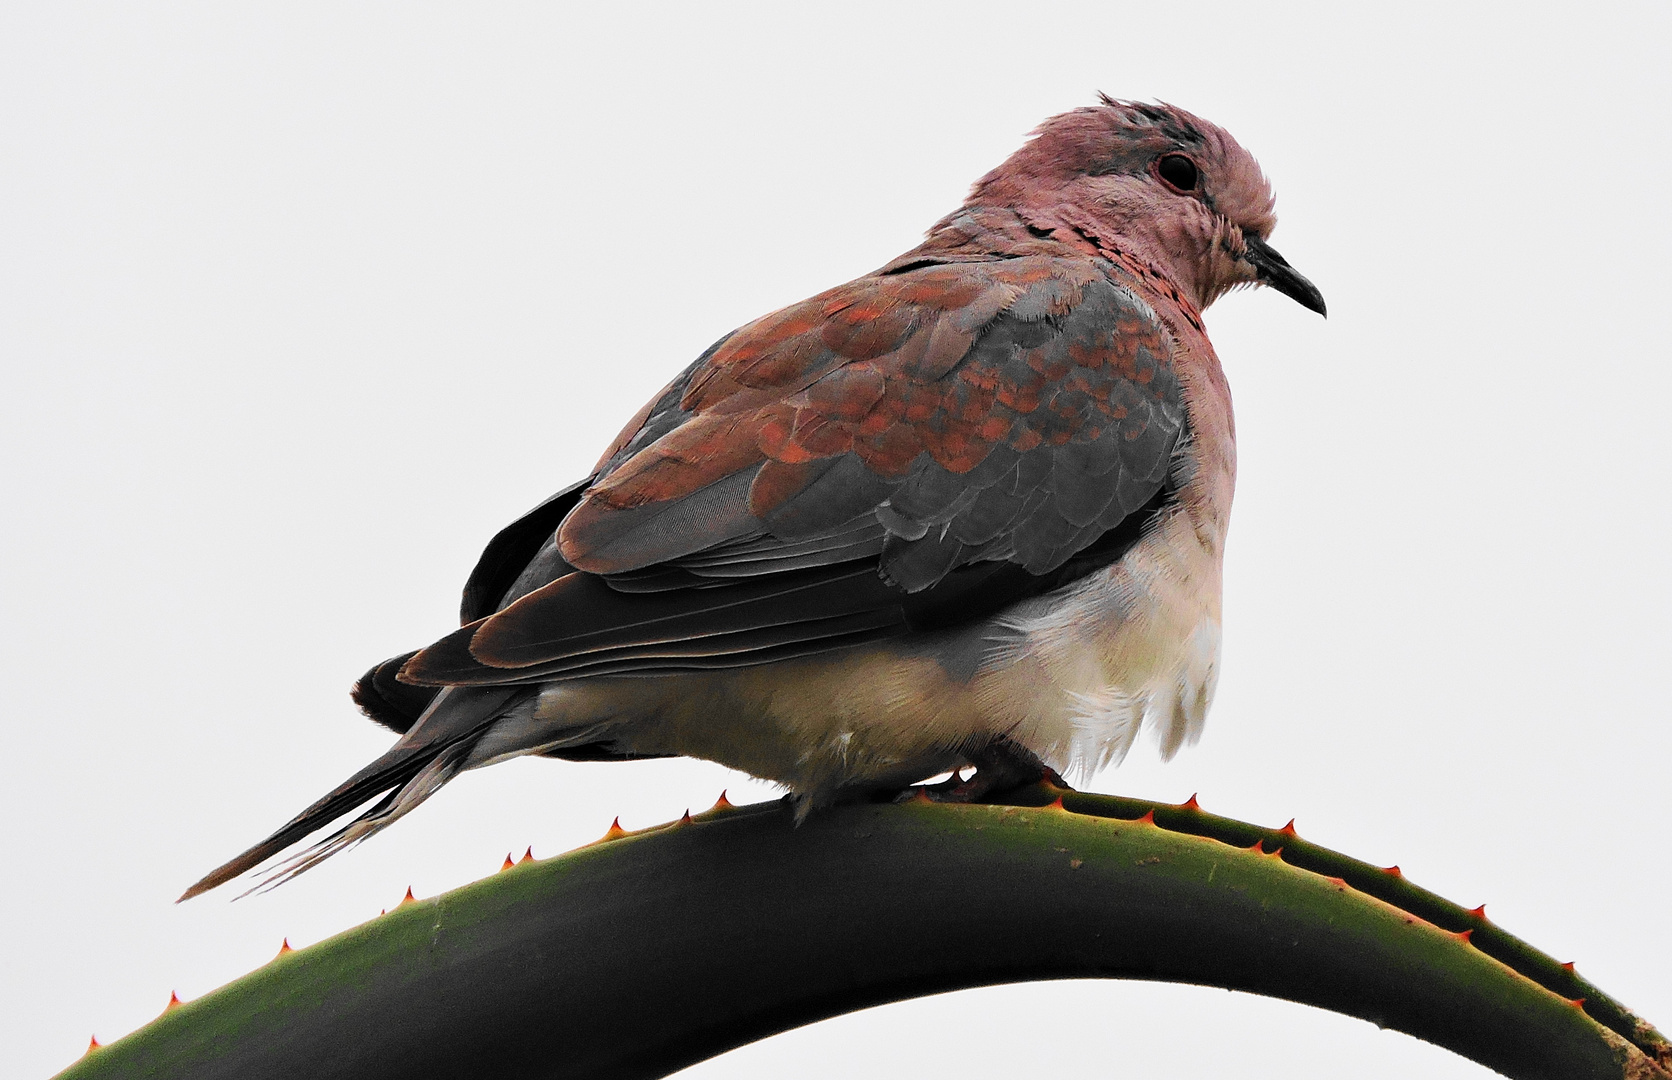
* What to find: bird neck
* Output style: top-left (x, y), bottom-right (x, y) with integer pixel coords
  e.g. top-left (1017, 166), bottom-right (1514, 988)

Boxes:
top-left (1016, 195), bottom-right (1237, 316)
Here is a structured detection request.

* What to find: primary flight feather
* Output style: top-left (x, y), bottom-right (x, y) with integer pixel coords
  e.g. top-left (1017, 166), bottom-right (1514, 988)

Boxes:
top-left (183, 97), bottom-right (1323, 900)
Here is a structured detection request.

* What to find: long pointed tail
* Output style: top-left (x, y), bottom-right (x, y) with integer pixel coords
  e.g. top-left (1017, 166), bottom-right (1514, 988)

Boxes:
top-left (179, 686), bottom-right (518, 901)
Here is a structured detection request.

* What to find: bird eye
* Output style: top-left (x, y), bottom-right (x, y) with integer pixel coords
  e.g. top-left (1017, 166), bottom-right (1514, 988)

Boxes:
top-left (1157, 154), bottom-right (1199, 192)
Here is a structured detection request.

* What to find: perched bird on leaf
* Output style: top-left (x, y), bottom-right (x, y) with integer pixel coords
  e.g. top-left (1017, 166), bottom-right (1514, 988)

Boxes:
top-left (183, 96), bottom-right (1324, 900)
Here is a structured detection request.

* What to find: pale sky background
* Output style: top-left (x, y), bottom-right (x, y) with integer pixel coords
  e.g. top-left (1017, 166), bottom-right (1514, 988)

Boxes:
top-left (2, 3), bottom-right (1668, 1078)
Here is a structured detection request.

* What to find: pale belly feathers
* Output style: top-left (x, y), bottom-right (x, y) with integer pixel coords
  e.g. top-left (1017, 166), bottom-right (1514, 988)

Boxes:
top-left (482, 501), bottom-right (1225, 803)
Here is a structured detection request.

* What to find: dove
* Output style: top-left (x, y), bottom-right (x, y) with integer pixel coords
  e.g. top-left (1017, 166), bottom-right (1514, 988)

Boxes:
top-left (182, 97), bottom-right (1324, 899)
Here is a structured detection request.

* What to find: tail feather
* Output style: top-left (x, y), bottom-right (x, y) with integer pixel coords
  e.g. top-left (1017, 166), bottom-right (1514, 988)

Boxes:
top-left (179, 686), bottom-right (522, 901)
top-left (176, 743), bottom-right (453, 902)
top-left (237, 740), bottom-right (476, 897)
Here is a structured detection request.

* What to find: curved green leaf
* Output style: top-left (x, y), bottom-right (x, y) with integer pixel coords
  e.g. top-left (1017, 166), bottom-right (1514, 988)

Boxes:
top-left (59, 787), bottom-right (1670, 1080)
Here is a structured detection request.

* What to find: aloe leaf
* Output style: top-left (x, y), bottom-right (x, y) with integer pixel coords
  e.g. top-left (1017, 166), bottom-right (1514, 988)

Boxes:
top-left (58, 787), bottom-right (1670, 1080)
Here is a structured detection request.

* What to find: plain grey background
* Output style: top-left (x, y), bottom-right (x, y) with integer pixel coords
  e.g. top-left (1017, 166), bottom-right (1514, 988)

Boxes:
top-left (2, 3), bottom-right (1667, 1077)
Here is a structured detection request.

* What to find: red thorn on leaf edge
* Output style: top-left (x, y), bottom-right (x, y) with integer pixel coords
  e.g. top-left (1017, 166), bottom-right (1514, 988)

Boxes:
top-left (601, 817), bottom-right (628, 842)
top-left (276, 938), bottom-right (294, 957)
top-left (679, 809), bottom-right (692, 826)
top-left (1048, 795), bottom-right (1066, 810)
top-left (1264, 846), bottom-right (1285, 859)
top-left (1136, 809), bottom-right (1156, 824)
top-left (1180, 793), bottom-right (1201, 811)
top-left (500, 853), bottom-right (515, 872)
top-left (1568, 997), bottom-right (1587, 1010)
top-left (85, 1036), bottom-right (101, 1055)
top-left (1453, 928), bottom-right (1475, 944)
top-left (712, 790), bottom-right (734, 811)
top-left (1246, 838), bottom-right (1264, 853)
top-left (519, 845), bottom-right (535, 865)
top-left (1382, 865), bottom-right (1403, 878)
top-left (165, 991), bottom-right (183, 1012)
top-left (1467, 904), bottom-right (1487, 920)
top-left (398, 886), bottom-right (417, 907)
top-left (1562, 960), bottom-right (1577, 972)
top-left (1278, 819), bottom-right (1298, 836)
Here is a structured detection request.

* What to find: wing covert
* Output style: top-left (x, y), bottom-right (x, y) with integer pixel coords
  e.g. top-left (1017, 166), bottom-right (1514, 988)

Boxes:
top-left (401, 242), bottom-right (1188, 688)
top-left (558, 255), bottom-right (1181, 583)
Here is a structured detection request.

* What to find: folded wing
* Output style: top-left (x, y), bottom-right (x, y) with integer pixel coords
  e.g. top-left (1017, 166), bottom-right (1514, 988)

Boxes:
top-left (393, 245), bottom-right (1187, 690)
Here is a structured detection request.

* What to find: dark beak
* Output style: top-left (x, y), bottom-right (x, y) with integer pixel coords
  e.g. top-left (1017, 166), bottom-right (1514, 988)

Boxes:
top-left (1242, 234), bottom-right (1326, 317)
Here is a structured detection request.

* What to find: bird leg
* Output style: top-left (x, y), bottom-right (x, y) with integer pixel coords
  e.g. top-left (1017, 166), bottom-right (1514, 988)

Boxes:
top-left (916, 737), bottom-right (1069, 803)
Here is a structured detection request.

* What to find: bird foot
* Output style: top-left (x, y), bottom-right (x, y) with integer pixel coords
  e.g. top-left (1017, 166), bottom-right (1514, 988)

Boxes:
top-left (898, 738), bottom-right (1070, 804)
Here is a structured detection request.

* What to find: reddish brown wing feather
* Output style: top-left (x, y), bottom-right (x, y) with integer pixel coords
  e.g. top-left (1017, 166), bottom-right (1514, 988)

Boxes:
top-left (559, 251), bottom-right (1168, 575)
top-left (400, 210), bottom-right (1186, 686)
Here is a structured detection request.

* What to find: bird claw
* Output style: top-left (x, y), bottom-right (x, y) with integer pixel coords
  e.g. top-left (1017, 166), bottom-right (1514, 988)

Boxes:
top-left (896, 739), bottom-right (1071, 804)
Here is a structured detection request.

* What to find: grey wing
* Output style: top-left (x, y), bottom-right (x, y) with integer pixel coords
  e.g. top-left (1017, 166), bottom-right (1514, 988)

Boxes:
top-left (400, 259), bottom-right (1187, 687)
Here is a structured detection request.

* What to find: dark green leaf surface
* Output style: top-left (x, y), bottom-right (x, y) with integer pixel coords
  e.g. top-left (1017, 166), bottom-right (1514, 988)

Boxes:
top-left (59, 789), bottom-right (1670, 1080)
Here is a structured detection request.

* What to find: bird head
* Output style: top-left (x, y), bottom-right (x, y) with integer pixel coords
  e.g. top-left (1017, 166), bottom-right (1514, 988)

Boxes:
top-left (971, 96), bottom-right (1325, 317)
